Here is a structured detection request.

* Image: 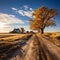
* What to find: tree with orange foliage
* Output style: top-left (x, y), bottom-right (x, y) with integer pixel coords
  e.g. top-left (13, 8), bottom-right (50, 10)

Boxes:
top-left (30, 6), bottom-right (57, 34)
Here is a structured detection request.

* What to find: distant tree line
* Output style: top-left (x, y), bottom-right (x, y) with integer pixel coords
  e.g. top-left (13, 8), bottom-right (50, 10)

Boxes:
top-left (10, 28), bottom-right (34, 34)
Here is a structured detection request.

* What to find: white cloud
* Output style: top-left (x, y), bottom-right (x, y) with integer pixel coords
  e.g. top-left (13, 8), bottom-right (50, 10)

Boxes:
top-left (17, 10), bottom-right (33, 18)
top-left (23, 5), bottom-right (33, 11)
top-left (17, 9), bottom-right (33, 18)
top-left (18, 10), bottom-right (25, 16)
top-left (24, 11), bottom-right (33, 18)
top-left (12, 8), bottom-right (17, 11)
top-left (0, 13), bottom-right (24, 24)
top-left (0, 13), bottom-right (25, 32)
top-left (15, 9), bottom-right (33, 18)
top-left (29, 8), bottom-right (33, 11)
top-left (12, 6), bottom-right (33, 18)
top-left (23, 5), bottom-right (29, 10)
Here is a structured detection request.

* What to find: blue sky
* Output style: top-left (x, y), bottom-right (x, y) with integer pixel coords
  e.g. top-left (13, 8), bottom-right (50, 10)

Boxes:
top-left (0, 0), bottom-right (60, 32)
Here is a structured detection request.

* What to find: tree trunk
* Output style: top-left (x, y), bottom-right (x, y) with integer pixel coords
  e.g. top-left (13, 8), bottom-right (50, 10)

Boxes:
top-left (41, 28), bottom-right (44, 34)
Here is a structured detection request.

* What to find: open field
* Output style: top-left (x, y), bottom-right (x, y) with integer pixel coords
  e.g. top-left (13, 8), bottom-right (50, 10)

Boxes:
top-left (43, 32), bottom-right (60, 47)
top-left (0, 32), bottom-right (60, 60)
top-left (0, 33), bottom-right (32, 60)
top-left (0, 33), bottom-right (32, 42)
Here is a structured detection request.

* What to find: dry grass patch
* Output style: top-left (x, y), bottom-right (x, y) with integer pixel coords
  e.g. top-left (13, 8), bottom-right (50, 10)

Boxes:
top-left (44, 32), bottom-right (60, 47)
top-left (0, 34), bottom-right (31, 42)
top-left (0, 33), bottom-right (32, 59)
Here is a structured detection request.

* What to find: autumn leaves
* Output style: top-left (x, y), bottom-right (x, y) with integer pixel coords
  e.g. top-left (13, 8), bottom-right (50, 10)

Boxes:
top-left (29, 6), bottom-right (57, 34)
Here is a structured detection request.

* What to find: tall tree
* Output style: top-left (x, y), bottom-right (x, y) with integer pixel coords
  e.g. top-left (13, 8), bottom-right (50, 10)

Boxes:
top-left (30, 6), bottom-right (57, 34)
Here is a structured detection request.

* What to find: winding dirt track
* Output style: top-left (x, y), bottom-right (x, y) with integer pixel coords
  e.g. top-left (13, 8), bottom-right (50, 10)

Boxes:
top-left (9, 35), bottom-right (40, 60)
top-left (1, 34), bottom-right (60, 60)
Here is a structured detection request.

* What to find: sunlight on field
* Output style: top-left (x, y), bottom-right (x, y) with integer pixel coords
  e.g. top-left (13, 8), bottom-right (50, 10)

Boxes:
top-left (44, 32), bottom-right (60, 39)
top-left (44, 32), bottom-right (60, 47)
top-left (0, 33), bottom-right (30, 42)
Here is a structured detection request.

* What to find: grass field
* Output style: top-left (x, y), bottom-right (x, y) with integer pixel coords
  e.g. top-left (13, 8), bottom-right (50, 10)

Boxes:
top-left (0, 33), bottom-right (32, 59)
top-left (0, 33), bottom-right (31, 41)
top-left (44, 32), bottom-right (60, 47)
top-left (0, 32), bottom-right (60, 59)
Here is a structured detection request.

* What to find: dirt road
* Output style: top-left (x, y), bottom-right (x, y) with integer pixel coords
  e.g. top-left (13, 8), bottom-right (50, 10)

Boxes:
top-left (0, 34), bottom-right (60, 60)
top-left (37, 34), bottom-right (60, 60)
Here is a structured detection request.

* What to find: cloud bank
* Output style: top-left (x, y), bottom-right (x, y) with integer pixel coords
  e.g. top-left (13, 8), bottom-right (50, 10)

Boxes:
top-left (0, 13), bottom-right (24, 24)
top-left (0, 13), bottom-right (24, 32)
